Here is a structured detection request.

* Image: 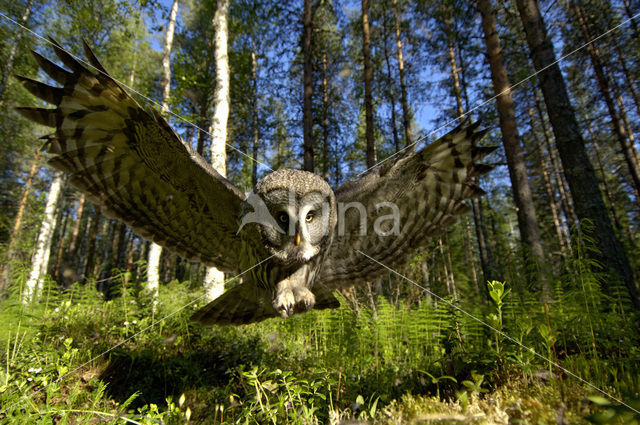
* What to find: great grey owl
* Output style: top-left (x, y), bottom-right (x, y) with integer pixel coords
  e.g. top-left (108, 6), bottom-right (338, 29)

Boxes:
top-left (17, 40), bottom-right (495, 325)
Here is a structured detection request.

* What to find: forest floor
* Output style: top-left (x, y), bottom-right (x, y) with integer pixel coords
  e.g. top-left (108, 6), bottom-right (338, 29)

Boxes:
top-left (0, 276), bottom-right (639, 424)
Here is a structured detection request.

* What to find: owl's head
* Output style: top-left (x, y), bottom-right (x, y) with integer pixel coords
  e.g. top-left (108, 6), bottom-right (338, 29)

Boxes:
top-left (253, 169), bottom-right (337, 266)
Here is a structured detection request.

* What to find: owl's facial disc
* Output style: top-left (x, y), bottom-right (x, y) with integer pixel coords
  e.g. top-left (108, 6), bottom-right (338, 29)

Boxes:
top-left (261, 189), bottom-right (333, 266)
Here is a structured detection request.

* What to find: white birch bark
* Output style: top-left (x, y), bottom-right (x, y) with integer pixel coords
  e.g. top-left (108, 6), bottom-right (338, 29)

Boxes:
top-left (147, 0), bottom-right (179, 301)
top-left (203, 0), bottom-right (230, 302)
top-left (23, 170), bottom-right (64, 303)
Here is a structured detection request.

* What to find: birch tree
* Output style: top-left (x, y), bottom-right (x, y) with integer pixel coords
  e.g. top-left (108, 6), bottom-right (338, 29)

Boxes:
top-left (147, 0), bottom-right (179, 300)
top-left (23, 170), bottom-right (64, 303)
top-left (203, 0), bottom-right (230, 302)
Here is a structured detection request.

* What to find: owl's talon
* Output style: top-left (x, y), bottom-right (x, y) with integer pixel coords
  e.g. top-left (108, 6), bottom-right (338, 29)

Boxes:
top-left (274, 285), bottom-right (315, 317)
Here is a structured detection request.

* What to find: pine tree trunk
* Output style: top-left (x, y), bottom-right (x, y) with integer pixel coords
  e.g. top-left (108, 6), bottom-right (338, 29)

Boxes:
top-left (381, 3), bottom-right (399, 152)
top-left (478, 0), bottom-right (548, 292)
top-left (67, 194), bottom-right (86, 259)
top-left (588, 124), bottom-right (624, 232)
top-left (572, 1), bottom-right (640, 204)
top-left (392, 0), bottom-right (411, 146)
top-left (1, 150), bottom-right (40, 290)
top-left (147, 0), bottom-right (179, 300)
top-left (321, 53), bottom-right (330, 180)
top-left (23, 170), bottom-right (64, 302)
top-left (439, 237), bottom-right (457, 299)
top-left (622, 0), bottom-right (640, 40)
top-left (303, 0), bottom-right (314, 172)
top-left (251, 45), bottom-right (260, 187)
top-left (614, 90), bottom-right (640, 172)
top-left (445, 38), bottom-right (495, 292)
top-left (124, 235), bottom-right (136, 284)
top-left (203, 0), bottom-right (230, 302)
top-left (613, 38), bottom-right (640, 117)
top-left (533, 91), bottom-right (576, 227)
top-left (527, 107), bottom-right (571, 260)
top-left (362, 0), bottom-right (376, 168)
top-left (53, 206), bottom-right (70, 281)
top-left (462, 216), bottom-right (481, 296)
top-left (515, 0), bottom-right (640, 310)
top-left (7, 151), bottom-right (39, 252)
top-left (0, 0), bottom-right (34, 105)
top-left (583, 113), bottom-right (636, 248)
top-left (447, 42), bottom-right (465, 117)
top-left (448, 40), bottom-right (497, 288)
top-left (83, 206), bottom-right (102, 281)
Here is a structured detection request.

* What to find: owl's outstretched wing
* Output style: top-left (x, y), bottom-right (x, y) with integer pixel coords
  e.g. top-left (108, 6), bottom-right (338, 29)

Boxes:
top-left (319, 121), bottom-right (495, 286)
top-left (16, 39), bottom-right (253, 273)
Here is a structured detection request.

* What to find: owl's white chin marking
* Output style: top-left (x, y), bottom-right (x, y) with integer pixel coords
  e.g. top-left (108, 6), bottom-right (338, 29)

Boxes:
top-left (269, 242), bottom-right (319, 266)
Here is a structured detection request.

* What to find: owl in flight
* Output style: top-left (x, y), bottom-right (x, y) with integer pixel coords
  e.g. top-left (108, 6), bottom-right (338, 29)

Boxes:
top-left (17, 40), bottom-right (494, 325)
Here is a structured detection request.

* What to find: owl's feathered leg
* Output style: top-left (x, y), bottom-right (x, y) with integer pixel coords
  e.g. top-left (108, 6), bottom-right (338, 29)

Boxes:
top-left (273, 278), bottom-right (315, 317)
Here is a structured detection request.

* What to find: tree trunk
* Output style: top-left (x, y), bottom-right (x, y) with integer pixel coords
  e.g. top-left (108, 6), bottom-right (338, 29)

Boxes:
top-left (53, 206), bottom-right (70, 281)
top-left (515, 0), bottom-right (640, 310)
top-left (161, 0), bottom-right (179, 112)
top-left (588, 125), bottom-right (624, 230)
top-left (612, 38), bottom-right (640, 117)
top-left (251, 45), bottom-right (260, 187)
top-left (124, 235), bottom-right (136, 284)
top-left (1, 150), bottom-right (40, 291)
top-left (203, 0), bottom-right (230, 302)
top-left (584, 112), bottom-right (636, 248)
top-left (447, 42), bottom-right (465, 117)
top-left (321, 53), bottom-right (330, 180)
top-left (381, 2), bottom-right (400, 153)
top-left (8, 151), bottom-right (39, 251)
top-left (83, 206), bottom-right (102, 281)
top-left (439, 237), bottom-right (457, 299)
top-left (478, 0), bottom-right (548, 292)
top-left (527, 107), bottom-right (571, 260)
top-left (67, 193), bottom-right (86, 261)
top-left (622, 0), bottom-right (640, 40)
top-left (448, 38), bottom-right (497, 288)
top-left (0, 0), bottom-right (34, 105)
top-left (533, 91), bottom-right (576, 227)
top-left (23, 171), bottom-right (64, 302)
top-left (147, 0), bottom-right (179, 300)
top-left (392, 0), bottom-right (411, 146)
top-left (572, 1), bottom-right (640, 204)
top-left (463, 216), bottom-right (480, 295)
top-left (303, 0), bottom-right (314, 172)
top-left (362, 0), bottom-right (376, 168)
top-left (614, 90), bottom-right (640, 172)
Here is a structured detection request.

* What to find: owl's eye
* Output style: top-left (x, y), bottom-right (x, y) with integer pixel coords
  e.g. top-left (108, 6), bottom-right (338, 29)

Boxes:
top-left (278, 212), bottom-right (289, 223)
top-left (305, 212), bottom-right (314, 222)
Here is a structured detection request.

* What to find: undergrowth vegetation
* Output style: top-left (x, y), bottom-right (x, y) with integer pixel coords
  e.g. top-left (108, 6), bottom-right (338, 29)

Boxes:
top-left (1, 232), bottom-right (639, 424)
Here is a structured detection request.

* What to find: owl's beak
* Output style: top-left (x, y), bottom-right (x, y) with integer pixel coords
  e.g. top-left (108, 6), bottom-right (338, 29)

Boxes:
top-left (295, 232), bottom-right (301, 246)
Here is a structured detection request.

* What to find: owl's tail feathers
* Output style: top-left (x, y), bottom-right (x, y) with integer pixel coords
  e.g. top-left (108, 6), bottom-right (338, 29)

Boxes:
top-left (190, 284), bottom-right (278, 326)
top-left (311, 283), bottom-right (341, 310)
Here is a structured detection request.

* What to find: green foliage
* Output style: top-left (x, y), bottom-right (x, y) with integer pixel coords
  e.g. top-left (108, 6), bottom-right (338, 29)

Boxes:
top-left (1, 251), bottom-right (638, 423)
